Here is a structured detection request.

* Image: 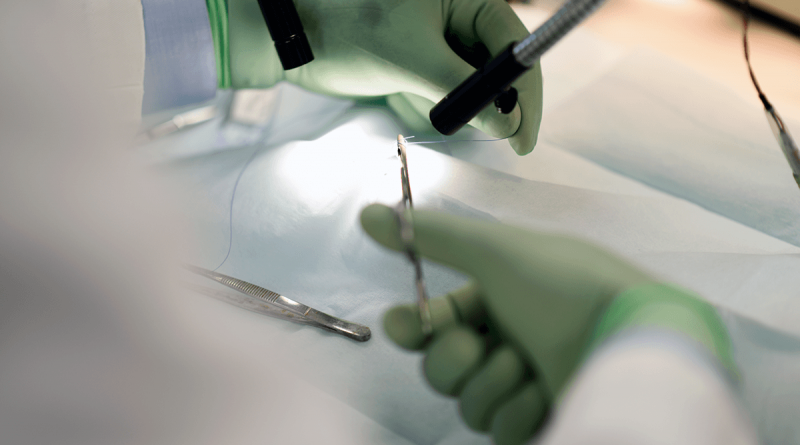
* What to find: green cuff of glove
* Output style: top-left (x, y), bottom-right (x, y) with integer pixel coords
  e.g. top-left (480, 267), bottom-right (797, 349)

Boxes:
top-left (205, 0), bottom-right (231, 89)
top-left (590, 283), bottom-right (738, 381)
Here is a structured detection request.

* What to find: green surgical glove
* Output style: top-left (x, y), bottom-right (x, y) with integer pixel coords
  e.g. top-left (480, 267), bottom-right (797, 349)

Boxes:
top-left (214, 0), bottom-right (543, 155)
top-left (360, 204), bottom-right (737, 445)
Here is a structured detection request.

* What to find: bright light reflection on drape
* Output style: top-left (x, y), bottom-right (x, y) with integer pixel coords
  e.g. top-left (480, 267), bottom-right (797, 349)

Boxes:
top-left (276, 118), bottom-right (450, 213)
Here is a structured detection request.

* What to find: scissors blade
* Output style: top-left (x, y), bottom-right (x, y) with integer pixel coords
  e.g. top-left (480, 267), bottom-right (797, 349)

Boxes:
top-left (396, 135), bottom-right (432, 335)
top-left (398, 134), bottom-right (414, 207)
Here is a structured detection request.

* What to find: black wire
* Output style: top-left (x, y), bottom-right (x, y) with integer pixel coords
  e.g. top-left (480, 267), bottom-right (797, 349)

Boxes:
top-left (742, 0), bottom-right (791, 134)
top-left (741, 0), bottom-right (800, 189)
top-left (715, 0), bottom-right (800, 39)
top-left (741, 0), bottom-right (773, 111)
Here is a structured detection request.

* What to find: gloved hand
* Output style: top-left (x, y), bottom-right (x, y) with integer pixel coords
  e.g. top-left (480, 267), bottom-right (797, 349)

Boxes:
top-left (220, 0), bottom-right (543, 155)
top-left (360, 204), bottom-right (737, 445)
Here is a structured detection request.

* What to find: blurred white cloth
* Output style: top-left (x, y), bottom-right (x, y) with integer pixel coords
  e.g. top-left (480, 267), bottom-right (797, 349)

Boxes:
top-left (79, 0), bottom-right (145, 137)
top-left (540, 331), bottom-right (758, 445)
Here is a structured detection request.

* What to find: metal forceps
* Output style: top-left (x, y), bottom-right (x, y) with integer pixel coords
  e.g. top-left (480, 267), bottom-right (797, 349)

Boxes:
top-left (184, 265), bottom-right (371, 342)
top-left (395, 135), bottom-right (433, 335)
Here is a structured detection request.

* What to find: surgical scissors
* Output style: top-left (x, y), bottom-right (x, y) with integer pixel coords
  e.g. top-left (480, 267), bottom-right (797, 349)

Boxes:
top-left (394, 135), bottom-right (433, 335)
top-left (185, 265), bottom-right (371, 342)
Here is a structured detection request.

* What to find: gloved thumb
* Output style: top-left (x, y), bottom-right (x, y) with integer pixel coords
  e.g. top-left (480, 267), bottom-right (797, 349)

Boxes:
top-left (360, 203), bottom-right (514, 282)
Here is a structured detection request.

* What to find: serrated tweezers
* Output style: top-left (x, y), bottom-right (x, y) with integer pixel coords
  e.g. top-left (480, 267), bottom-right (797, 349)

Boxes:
top-left (184, 265), bottom-right (371, 342)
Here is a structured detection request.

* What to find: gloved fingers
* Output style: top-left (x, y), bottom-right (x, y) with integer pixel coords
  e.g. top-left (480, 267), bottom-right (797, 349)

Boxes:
top-left (447, 0), bottom-right (529, 56)
top-left (384, 282), bottom-right (487, 351)
top-left (227, 0), bottom-right (285, 88)
top-left (446, 0), bottom-right (543, 155)
top-left (360, 204), bottom-right (521, 282)
top-left (489, 381), bottom-right (548, 445)
top-left (386, 93), bottom-right (438, 134)
top-left (447, 281), bottom-right (487, 326)
top-left (423, 326), bottom-right (486, 396)
top-left (507, 64), bottom-right (543, 155)
top-left (458, 345), bottom-right (528, 431)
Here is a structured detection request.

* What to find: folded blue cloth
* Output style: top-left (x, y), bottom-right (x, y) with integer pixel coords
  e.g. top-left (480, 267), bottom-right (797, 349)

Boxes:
top-left (141, 0), bottom-right (217, 114)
